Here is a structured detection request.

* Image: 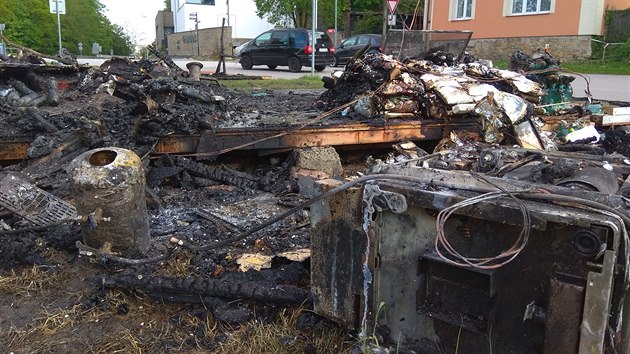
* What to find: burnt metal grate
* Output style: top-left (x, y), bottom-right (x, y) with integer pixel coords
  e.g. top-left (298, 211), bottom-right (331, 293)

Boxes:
top-left (383, 30), bottom-right (473, 62)
top-left (0, 173), bottom-right (77, 226)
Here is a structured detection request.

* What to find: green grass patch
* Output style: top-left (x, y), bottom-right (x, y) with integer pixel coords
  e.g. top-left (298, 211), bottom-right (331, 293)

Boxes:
top-left (561, 60), bottom-right (630, 75)
top-left (488, 59), bottom-right (630, 75)
top-left (219, 75), bottom-right (325, 90)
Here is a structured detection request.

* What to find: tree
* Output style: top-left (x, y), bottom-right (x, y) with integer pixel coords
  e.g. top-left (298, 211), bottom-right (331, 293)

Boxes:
top-left (0, 0), bottom-right (132, 56)
top-left (254, 0), bottom-right (350, 29)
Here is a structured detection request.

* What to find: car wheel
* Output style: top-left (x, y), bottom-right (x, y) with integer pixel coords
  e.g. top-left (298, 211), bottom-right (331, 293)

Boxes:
top-left (240, 55), bottom-right (253, 70)
top-left (314, 65), bottom-right (326, 72)
top-left (267, 65), bottom-right (278, 70)
top-left (332, 55), bottom-right (339, 67)
top-left (288, 57), bottom-right (302, 72)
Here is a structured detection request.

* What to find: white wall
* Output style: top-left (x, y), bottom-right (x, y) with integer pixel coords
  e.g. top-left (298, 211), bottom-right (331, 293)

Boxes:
top-left (171, 0), bottom-right (275, 38)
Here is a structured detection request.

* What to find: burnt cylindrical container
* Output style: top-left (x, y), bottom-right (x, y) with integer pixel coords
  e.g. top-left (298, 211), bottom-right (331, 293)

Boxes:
top-left (186, 61), bottom-right (203, 81)
top-left (69, 147), bottom-right (150, 257)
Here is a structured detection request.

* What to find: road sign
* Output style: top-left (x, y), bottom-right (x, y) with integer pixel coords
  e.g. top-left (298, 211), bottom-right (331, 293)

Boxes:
top-left (387, 0), bottom-right (398, 15)
top-left (189, 12), bottom-right (198, 21)
top-left (387, 14), bottom-right (396, 26)
top-left (49, 0), bottom-right (66, 14)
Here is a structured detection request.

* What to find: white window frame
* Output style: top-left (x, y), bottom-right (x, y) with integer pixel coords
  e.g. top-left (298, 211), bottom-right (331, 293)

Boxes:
top-left (506, 0), bottom-right (554, 16)
top-left (450, 0), bottom-right (475, 21)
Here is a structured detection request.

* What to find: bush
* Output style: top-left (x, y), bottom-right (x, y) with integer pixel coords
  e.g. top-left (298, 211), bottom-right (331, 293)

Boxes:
top-left (608, 38), bottom-right (630, 62)
top-left (354, 15), bottom-right (382, 34)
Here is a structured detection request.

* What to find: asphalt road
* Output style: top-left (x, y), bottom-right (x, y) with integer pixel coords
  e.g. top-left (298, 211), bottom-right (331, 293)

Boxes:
top-left (571, 73), bottom-right (630, 102)
top-left (78, 57), bottom-right (630, 102)
top-left (78, 57), bottom-right (337, 79)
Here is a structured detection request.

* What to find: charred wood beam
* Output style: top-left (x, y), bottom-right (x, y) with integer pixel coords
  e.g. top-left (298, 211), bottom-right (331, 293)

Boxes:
top-left (92, 274), bottom-right (310, 304)
top-left (146, 44), bottom-right (186, 77)
top-left (175, 156), bottom-right (260, 190)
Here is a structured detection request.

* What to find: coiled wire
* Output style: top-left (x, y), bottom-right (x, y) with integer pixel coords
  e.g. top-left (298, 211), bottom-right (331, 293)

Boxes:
top-left (435, 190), bottom-right (532, 269)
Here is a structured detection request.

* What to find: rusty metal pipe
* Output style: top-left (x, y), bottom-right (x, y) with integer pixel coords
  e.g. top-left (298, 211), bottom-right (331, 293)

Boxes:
top-left (186, 61), bottom-right (203, 81)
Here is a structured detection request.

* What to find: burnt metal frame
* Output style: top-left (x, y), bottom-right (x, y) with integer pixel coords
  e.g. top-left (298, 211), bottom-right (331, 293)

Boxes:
top-left (310, 167), bottom-right (630, 353)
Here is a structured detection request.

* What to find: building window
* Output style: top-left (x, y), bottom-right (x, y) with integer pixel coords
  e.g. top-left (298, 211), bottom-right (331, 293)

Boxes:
top-left (186, 0), bottom-right (215, 4)
top-left (454, 0), bottom-right (473, 20)
top-left (511, 0), bottom-right (551, 15)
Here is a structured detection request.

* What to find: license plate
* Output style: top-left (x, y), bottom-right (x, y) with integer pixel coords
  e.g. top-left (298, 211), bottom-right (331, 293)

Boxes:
top-left (318, 48), bottom-right (328, 52)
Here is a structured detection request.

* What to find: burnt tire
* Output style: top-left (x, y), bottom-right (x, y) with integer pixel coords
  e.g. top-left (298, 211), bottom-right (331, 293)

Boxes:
top-left (314, 65), bottom-right (326, 72)
top-left (267, 65), bottom-right (278, 70)
top-left (288, 57), bottom-right (302, 72)
top-left (240, 55), bottom-right (253, 70)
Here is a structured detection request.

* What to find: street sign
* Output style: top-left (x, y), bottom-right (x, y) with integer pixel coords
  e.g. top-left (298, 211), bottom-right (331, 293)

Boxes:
top-left (387, 14), bottom-right (396, 26)
top-left (49, 0), bottom-right (66, 14)
top-left (189, 12), bottom-right (198, 20)
top-left (387, 0), bottom-right (398, 15)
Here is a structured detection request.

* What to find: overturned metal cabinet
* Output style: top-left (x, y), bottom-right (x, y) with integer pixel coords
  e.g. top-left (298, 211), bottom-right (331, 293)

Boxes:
top-left (311, 167), bottom-right (630, 353)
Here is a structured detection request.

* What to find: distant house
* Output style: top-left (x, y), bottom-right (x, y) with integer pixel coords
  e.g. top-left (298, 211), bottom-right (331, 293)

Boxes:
top-left (424, 0), bottom-right (630, 60)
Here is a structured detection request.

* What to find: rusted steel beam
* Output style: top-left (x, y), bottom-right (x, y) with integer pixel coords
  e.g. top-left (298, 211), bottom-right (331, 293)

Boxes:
top-left (0, 121), bottom-right (471, 161)
top-left (155, 121), bottom-right (467, 155)
top-left (0, 140), bottom-right (29, 161)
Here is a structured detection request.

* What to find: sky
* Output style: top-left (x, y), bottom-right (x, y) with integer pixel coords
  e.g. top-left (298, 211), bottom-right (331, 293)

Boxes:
top-left (99, 0), bottom-right (165, 46)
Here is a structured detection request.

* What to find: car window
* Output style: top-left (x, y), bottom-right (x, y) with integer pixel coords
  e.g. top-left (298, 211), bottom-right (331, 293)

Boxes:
top-left (255, 32), bottom-right (272, 47)
top-left (271, 31), bottom-right (289, 45)
top-left (371, 36), bottom-right (382, 45)
top-left (341, 37), bottom-right (356, 47)
top-left (291, 31), bottom-right (308, 48)
top-left (308, 31), bottom-right (332, 46)
top-left (357, 36), bottom-right (370, 45)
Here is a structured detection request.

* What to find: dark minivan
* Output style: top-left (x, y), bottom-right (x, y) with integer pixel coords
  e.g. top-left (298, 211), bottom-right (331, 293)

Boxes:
top-left (239, 28), bottom-right (334, 72)
top-left (332, 34), bottom-right (382, 67)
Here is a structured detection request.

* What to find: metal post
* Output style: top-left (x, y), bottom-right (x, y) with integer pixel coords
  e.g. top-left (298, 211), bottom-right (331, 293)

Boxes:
top-left (311, 0), bottom-right (317, 76)
top-left (56, 1), bottom-right (62, 52)
top-left (226, 0), bottom-right (230, 26)
top-left (382, 0), bottom-right (387, 38)
top-left (196, 21), bottom-right (199, 57)
top-left (334, 0), bottom-right (338, 46)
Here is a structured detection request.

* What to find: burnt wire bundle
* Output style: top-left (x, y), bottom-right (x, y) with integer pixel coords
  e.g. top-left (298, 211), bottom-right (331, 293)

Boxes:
top-left (435, 190), bottom-right (532, 269)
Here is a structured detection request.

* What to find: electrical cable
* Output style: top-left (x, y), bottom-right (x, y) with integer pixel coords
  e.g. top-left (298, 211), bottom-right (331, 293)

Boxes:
top-left (75, 241), bottom-right (175, 266)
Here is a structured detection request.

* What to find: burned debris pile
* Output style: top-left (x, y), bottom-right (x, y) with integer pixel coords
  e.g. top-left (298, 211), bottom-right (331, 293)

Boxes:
top-left (2, 40), bottom-right (630, 353)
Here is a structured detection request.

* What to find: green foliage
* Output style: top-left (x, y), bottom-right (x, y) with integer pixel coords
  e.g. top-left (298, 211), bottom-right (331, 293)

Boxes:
top-left (354, 0), bottom-right (423, 14)
top-left (608, 38), bottom-right (630, 62)
top-left (254, 0), bottom-right (350, 29)
top-left (0, 0), bottom-right (132, 56)
top-left (354, 14), bottom-right (382, 34)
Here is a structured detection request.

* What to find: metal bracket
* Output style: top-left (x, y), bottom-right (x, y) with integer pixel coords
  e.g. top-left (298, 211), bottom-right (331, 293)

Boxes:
top-left (363, 184), bottom-right (408, 217)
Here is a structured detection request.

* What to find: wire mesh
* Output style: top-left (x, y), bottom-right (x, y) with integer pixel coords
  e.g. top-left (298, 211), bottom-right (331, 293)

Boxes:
top-left (0, 173), bottom-right (77, 226)
top-left (382, 30), bottom-right (473, 62)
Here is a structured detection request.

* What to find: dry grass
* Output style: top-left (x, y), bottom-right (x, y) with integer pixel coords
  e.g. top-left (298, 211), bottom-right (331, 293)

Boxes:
top-left (216, 308), bottom-right (350, 354)
top-left (0, 265), bottom-right (66, 297)
top-left (157, 250), bottom-right (194, 277)
top-left (1, 257), bottom-right (349, 353)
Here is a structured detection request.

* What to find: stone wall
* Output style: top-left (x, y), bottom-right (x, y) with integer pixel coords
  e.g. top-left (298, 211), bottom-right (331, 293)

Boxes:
top-left (167, 26), bottom-right (233, 59)
top-left (466, 35), bottom-right (592, 62)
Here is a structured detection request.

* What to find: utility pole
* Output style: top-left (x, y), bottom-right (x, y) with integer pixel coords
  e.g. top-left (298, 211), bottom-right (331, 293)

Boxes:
top-left (56, 1), bottom-right (61, 51)
top-left (382, 0), bottom-right (387, 38)
top-left (226, 0), bottom-right (230, 26)
top-left (0, 24), bottom-right (5, 56)
top-left (311, 0), bottom-right (317, 76)
top-left (189, 12), bottom-right (200, 57)
top-left (334, 0), bottom-right (337, 46)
